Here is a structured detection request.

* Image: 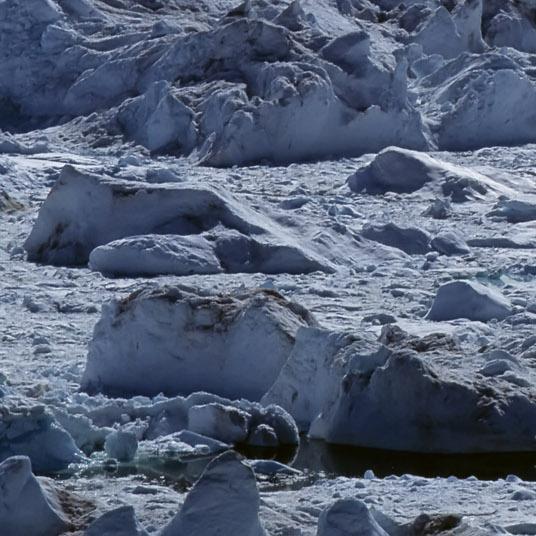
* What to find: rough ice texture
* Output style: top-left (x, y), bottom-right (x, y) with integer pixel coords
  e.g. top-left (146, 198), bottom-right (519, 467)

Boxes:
top-left (82, 286), bottom-right (316, 400)
top-left (0, 456), bottom-right (69, 536)
top-left (0, 404), bottom-right (82, 472)
top-left (426, 280), bottom-right (513, 322)
top-left (264, 327), bottom-right (536, 453)
top-left (4, 0), bottom-right (536, 162)
top-left (25, 166), bottom-right (328, 275)
top-left (160, 451), bottom-right (266, 536)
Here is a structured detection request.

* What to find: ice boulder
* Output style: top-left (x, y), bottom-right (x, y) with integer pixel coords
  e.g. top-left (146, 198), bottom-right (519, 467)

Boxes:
top-left (361, 223), bottom-right (431, 255)
top-left (184, 397), bottom-right (299, 447)
top-left (309, 349), bottom-right (536, 452)
top-left (82, 287), bottom-right (316, 400)
top-left (85, 506), bottom-right (148, 536)
top-left (487, 199), bottom-right (536, 223)
top-left (430, 57), bottom-right (536, 150)
top-left (317, 499), bottom-right (388, 536)
top-left (104, 430), bottom-right (138, 462)
top-left (187, 403), bottom-right (250, 444)
top-left (0, 456), bottom-right (69, 536)
top-left (160, 451), bottom-right (266, 536)
top-left (25, 166), bottom-right (326, 275)
top-left (265, 327), bottom-right (536, 452)
top-left (0, 404), bottom-right (82, 472)
top-left (89, 235), bottom-right (223, 277)
top-left (430, 232), bottom-right (470, 256)
top-left (347, 146), bottom-right (504, 198)
top-left (411, 0), bottom-right (485, 59)
top-left (348, 147), bottom-right (440, 194)
top-left (89, 229), bottom-right (328, 277)
top-left (426, 280), bottom-right (513, 322)
top-left (24, 166), bottom-right (266, 266)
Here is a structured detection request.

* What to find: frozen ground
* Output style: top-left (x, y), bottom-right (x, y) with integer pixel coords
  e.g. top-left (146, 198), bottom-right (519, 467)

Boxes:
top-left (2, 0), bottom-right (536, 535)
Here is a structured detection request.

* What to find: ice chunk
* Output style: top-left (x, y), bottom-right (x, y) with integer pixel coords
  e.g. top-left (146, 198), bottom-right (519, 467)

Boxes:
top-left (25, 166), bottom-right (327, 274)
top-left (82, 287), bottom-right (316, 400)
top-left (426, 280), bottom-right (512, 322)
top-left (0, 404), bottom-right (82, 472)
top-left (361, 223), bottom-right (431, 255)
top-left (311, 349), bottom-right (536, 452)
top-left (265, 327), bottom-right (536, 452)
top-left (317, 499), bottom-right (388, 536)
top-left (24, 166), bottom-right (266, 266)
top-left (89, 230), bottom-right (327, 277)
top-left (411, 1), bottom-right (484, 60)
top-left (431, 232), bottom-right (470, 256)
top-left (89, 235), bottom-right (223, 277)
top-left (248, 459), bottom-right (300, 476)
top-left (188, 403), bottom-right (250, 444)
top-left (104, 430), bottom-right (138, 462)
top-left (0, 456), bottom-right (69, 536)
top-left (487, 199), bottom-right (536, 223)
top-left (263, 327), bottom-right (388, 431)
top-left (160, 451), bottom-right (266, 536)
top-left (139, 430), bottom-right (230, 460)
top-left (347, 146), bottom-right (508, 198)
top-left (85, 505), bottom-right (148, 536)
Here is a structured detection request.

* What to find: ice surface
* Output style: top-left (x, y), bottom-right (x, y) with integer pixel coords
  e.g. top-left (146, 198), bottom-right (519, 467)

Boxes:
top-left (4, 0), bottom-right (536, 532)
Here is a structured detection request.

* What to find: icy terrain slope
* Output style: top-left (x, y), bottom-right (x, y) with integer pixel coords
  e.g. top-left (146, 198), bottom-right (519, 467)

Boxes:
top-left (2, 0), bottom-right (536, 535)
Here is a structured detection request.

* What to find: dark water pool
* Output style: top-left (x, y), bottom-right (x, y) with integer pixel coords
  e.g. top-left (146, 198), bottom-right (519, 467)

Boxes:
top-left (288, 438), bottom-right (536, 481)
top-left (59, 437), bottom-right (536, 488)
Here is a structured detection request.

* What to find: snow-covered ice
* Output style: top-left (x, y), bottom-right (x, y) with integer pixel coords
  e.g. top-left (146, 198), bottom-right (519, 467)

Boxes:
top-left (3, 0), bottom-right (536, 533)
